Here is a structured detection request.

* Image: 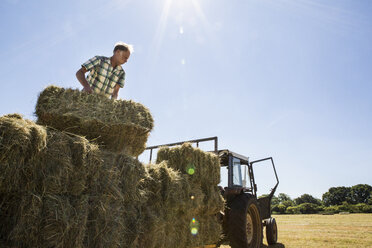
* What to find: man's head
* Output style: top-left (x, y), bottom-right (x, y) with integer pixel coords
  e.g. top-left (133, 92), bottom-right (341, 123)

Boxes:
top-left (112, 42), bottom-right (133, 65)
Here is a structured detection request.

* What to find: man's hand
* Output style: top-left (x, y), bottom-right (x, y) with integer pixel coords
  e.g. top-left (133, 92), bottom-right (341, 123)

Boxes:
top-left (111, 84), bottom-right (121, 100)
top-left (76, 67), bottom-right (93, 93)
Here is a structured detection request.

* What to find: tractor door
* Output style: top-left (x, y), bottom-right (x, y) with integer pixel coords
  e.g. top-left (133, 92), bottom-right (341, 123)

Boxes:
top-left (250, 157), bottom-right (279, 219)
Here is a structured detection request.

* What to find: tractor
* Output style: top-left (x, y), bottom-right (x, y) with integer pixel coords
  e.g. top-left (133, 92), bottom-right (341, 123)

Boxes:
top-left (145, 136), bottom-right (279, 248)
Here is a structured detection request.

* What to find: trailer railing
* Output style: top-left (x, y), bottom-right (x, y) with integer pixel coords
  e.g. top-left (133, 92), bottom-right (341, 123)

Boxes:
top-left (145, 136), bottom-right (218, 163)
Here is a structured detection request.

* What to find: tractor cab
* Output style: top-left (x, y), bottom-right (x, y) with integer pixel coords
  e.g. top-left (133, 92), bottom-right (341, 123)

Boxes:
top-left (218, 150), bottom-right (252, 192)
top-left (218, 149), bottom-right (279, 220)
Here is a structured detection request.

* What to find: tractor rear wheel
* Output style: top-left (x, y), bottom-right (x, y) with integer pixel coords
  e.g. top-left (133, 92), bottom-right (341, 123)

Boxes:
top-left (266, 217), bottom-right (278, 245)
top-left (227, 194), bottom-right (262, 248)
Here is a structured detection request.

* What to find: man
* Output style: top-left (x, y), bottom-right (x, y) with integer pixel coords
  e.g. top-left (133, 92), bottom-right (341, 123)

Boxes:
top-left (76, 42), bottom-right (133, 99)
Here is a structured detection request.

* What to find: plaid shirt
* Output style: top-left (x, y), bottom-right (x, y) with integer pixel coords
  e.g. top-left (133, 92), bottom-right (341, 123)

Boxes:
top-left (82, 56), bottom-right (125, 98)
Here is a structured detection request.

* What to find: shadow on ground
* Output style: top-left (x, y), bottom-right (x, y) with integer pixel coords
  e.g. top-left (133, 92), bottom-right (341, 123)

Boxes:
top-left (261, 243), bottom-right (285, 248)
top-left (219, 242), bottom-right (285, 248)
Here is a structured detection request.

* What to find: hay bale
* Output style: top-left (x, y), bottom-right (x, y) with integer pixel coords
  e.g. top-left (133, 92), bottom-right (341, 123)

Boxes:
top-left (0, 194), bottom-right (22, 244)
top-left (34, 130), bottom-right (101, 196)
top-left (159, 214), bottom-right (221, 248)
top-left (2, 193), bottom-right (88, 248)
top-left (85, 151), bottom-right (148, 248)
top-left (0, 193), bottom-right (43, 247)
top-left (0, 114), bottom-right (47, 164)
top-left (0, 115), bottom-right (104, 247)
top-left (155, 143), bottom-right (225, 215)
top-left (39, 194), bottom-right (89, 248)
top-left (144, 160), bottom-right (225, 214)
top-left (139, 162), bottom-right (192, 248)
top-left (140, 160), bottom-right (223, 248)
top-left (85, 193), bottom-right (124, 248)
top-left (0, 114), bottom-right (102, 195)
top-left (137, 208), bottom-right (168, 248)
top-left (156, 143), bottom-right (220, 186)
top-left (0, 240), bottom-right (11, 248)
top-left (139, 211), bottom-right (222, 248)
top-left (0, 114), bottom-right (47, 192)
top-left (138, 207), bottom-right (194, 248)
top-left (100, 151), bottom-right (147, 204)
top-left (200, 185), bottom-right (225, 215)
top-left (144, 162), bottom-right (199, 213)
top-left (9, 193), bottom-right (43, 247)
top-left (187, 215), bottom-right (222, 247)
top-left (35, 86), bottom-right (154, 156)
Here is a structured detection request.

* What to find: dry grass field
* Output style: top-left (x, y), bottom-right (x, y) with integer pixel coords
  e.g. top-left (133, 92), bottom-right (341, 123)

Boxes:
top-left (220, 213), bottom-right (372, 248)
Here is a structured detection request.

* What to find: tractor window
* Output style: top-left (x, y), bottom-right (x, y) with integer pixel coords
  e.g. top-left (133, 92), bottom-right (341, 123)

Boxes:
top-left (232, 157), bottom-right (243, 186)
top-left (219, 166), bottom-right (228, 188)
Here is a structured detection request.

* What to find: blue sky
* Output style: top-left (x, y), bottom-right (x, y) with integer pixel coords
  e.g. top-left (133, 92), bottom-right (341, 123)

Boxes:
top-left (1, 0), bottom-right (371, 199)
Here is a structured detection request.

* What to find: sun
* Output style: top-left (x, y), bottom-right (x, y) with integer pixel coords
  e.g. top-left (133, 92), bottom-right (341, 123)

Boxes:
top-left (152, 0), bottom-right (209, 55)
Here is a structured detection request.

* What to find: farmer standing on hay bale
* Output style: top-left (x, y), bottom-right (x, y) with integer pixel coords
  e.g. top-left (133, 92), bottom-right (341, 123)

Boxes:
top-left (76, 42), bottom-right (133, 99)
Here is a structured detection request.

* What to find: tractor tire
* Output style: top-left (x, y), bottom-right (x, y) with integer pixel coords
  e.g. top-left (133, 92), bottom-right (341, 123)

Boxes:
top-left (227, 194), bottom-right (262, 248)
top-left (266, 217), bottom-right (278, 245)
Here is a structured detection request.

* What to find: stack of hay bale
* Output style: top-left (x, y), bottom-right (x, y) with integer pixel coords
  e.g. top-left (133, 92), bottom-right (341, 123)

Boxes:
top-left (35, 86), bottom-right (153, 248)
top-left (153, 144), bottom-right (225, 247)
top-left (0, 113), bottom-right (102, 247)
top-left (0, 85), bottom-right (224, 248)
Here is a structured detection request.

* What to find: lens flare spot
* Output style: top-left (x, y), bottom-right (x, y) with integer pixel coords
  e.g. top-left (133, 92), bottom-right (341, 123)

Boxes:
top-left (179, 26), bottom-right (184, 34)
top-left (190, 218), bottom-right (200, 236)
top-left (191, 195), bottom-right (195, 200)
top-left (186, 163), bottom-right (195, 175)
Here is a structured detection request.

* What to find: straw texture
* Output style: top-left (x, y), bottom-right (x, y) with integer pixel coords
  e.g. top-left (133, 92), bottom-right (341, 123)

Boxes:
top-left (35, 86), bottom-right (154, 156)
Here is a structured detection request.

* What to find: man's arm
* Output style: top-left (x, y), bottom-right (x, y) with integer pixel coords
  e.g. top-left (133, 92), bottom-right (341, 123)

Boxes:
top-left (111, 84), bottom-right (121, 100)
top-left (76, 67), bottom-right (93, 93)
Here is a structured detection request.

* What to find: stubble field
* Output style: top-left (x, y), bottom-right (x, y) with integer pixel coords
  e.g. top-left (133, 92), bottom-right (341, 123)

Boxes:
top-left (220, 213), bottom-right (372, 248)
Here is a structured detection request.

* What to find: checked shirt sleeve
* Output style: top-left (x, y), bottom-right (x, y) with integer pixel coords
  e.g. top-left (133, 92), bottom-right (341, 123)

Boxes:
top-left (117, 71), bottom-right (125, 88)
top-left (82, 56), bottom-right (101, 71)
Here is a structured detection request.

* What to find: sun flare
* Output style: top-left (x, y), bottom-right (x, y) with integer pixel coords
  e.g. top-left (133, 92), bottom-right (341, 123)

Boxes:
top-left (152, 0), bottom-right (210, 55)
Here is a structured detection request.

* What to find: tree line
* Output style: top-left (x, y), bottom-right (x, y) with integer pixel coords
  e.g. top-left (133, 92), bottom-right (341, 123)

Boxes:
top-left (264, 184), bottom-right (372, 214)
